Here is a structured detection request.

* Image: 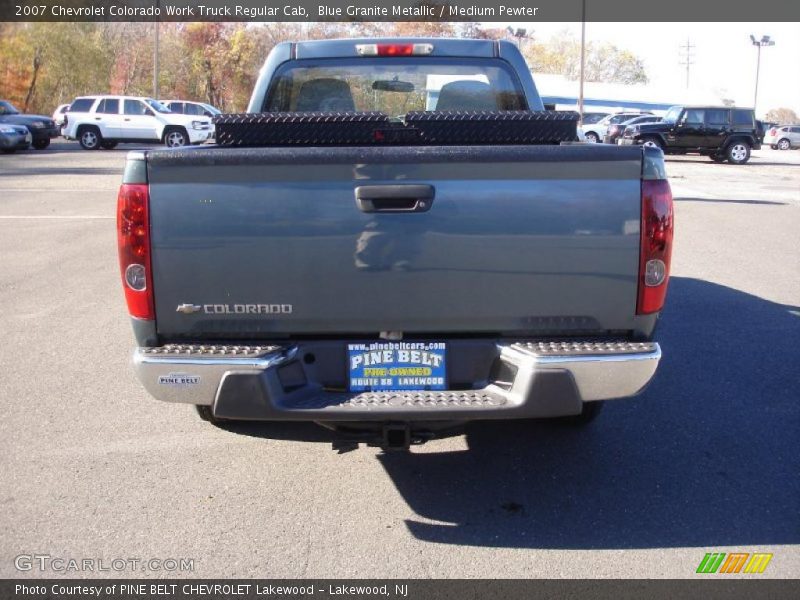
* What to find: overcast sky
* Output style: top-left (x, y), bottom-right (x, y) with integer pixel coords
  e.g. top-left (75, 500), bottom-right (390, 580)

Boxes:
top-left (502, 22), bottom-right (800, 117)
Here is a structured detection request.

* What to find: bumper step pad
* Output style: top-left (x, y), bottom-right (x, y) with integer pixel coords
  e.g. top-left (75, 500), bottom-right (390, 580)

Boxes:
top-left (512, 340), bottom-right (657, 356)
top-left (294, 391), bottom-right (507, 410)
top-left (134, 339), bottom-right (660, 421)
top-left (140, 344), bottom-right (281, 359)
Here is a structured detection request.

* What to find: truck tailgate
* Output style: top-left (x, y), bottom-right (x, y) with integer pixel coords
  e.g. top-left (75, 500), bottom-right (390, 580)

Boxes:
top-left (146, 144), bottom-right (644, 338)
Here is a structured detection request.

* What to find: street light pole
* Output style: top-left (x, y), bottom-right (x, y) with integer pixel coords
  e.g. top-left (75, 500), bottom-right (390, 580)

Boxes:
top-left (750, 34), bottom-right (775, 114)
top-left (153, 1), bottom-right (161, 99)
top-left (506, 27), bottom-right (528, 50)
top-left (153, 20), bottom-right (159, 99)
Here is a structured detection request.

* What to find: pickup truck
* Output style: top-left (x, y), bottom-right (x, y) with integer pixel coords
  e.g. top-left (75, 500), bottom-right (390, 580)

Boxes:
top-left (117, 38), bottom-right (674, 450)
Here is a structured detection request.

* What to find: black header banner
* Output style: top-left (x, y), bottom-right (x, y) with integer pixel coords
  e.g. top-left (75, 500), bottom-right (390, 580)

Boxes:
top-left (2, 579), bottom-right (796, 600)
top-left (2, 0), bottom-right (800, 22)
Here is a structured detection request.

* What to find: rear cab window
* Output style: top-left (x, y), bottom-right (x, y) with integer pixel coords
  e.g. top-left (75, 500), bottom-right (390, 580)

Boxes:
top-left (263, 57), bottom-right (527, 114)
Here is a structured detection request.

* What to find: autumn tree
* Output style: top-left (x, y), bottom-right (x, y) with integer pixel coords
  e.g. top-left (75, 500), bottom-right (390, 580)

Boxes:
top-left (0, 21), bottom-right (508, 114)
top-left (104, 22), bottom-right (156, 96)
top-left (524, 31), bottom-right (648, 84)
top-left (764, 108), bottom-right (799, 125)
top-left (453, 25), bottom-right (649, 85)
top-left (388, 21), bottom-right (457, 37)
top-left (0, 23), bottom-right (112, 112)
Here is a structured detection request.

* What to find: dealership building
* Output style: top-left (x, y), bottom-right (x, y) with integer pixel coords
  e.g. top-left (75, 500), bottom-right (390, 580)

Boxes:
top-left (535, 73), bottom-right (736, 114)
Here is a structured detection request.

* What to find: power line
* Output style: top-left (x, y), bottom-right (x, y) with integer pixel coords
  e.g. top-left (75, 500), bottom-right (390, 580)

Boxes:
top-left (678, 37), bottom-right (695, 89)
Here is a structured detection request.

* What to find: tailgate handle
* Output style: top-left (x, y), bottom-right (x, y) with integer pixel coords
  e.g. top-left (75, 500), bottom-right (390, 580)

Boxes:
top-left (355, 185), bottom-right (435, 213)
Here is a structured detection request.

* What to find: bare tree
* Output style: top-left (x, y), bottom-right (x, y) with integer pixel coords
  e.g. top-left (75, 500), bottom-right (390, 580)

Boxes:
top-left (764, 107), bottom-right (799, 125)
top-left (23, 47), bottom-right (43, 111)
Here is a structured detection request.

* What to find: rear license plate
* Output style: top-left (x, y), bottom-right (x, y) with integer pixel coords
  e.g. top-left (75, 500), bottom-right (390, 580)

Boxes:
top-left (348, 342), bottom-right (447, 392)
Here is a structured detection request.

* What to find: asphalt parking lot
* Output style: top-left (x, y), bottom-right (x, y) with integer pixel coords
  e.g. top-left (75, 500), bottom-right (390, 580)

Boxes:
top-left (1, 139), bottom-right (798, 579)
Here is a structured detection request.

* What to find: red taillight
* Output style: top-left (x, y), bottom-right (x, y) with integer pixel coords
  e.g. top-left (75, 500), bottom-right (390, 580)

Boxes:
top-left (377, 44), bottom-right (414, 56)
top-left (768, 128), bottom-right (777, 136)
top-left (637, 179), bottom-right (674, 314)
top-left (117, 183), bottom-right (154, 320)
top-left (356, 43), bottom-right (433, 57)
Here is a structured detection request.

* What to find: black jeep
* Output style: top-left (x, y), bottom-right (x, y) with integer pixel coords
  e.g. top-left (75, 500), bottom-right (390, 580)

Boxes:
top-left (619, 105), bottom-right (760, 164)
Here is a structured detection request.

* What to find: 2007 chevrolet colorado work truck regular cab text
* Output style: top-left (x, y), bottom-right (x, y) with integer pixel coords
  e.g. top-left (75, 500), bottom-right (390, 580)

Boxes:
top-left (117, 39), bottom-right (674, 449)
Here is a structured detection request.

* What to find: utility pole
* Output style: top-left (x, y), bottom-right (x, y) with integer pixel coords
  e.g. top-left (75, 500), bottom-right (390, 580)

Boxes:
top-left (678, 37), bottom-right (695, 89)
top-left (153, 2), bottom-right (160, 99)
top-left (750, 34), bottom-right (775, 114)
top-left (153, 21), bottom-right (159, 99)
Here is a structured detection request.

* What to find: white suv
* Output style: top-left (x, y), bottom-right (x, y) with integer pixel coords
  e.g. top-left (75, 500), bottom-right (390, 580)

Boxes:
top-left (63, 96), bottom-right (212, 150)
top-left (160, 100), bottom-right (221, 118)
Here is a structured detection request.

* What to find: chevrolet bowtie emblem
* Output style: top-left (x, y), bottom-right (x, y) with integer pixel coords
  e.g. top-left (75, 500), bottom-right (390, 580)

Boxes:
top-left (176, 304), bottom-right (202, 314)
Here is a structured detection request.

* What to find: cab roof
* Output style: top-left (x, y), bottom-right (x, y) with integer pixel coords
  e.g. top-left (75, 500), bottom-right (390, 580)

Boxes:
top-left (291, 38), bottom-right (508, 59)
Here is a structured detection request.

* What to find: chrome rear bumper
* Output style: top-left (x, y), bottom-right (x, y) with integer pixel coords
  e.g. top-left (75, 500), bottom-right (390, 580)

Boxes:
top-left (133, 340), bottom-right (660, 421)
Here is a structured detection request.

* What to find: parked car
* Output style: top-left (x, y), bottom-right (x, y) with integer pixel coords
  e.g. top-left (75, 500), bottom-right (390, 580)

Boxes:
top-left (582, 111), bottom-right (653, 143)
top-left (764, 125), bottom-right (800, 150)
top-left (161, 100), bottom-right (221, 139)
top-left (0, 123), bottom-right (32, 153)
top-left (0, 100), bottom-right (60, 149)
top-left (62, 95), bottom-right (213, 150)
top-left (52, 103), bottom-right (70, 129)
top-left (161, 100), bottom-right (222, 118)
top-left (759, 121), bottom-right (779, 135)
top-left (581, 112), bottom-right (609, 125)
top-left (120, 38), bottom-right (673, 450)
top-left (619, 105), bottom-right (761, 164)
top-left (605, 115), bottom-right (661, 144)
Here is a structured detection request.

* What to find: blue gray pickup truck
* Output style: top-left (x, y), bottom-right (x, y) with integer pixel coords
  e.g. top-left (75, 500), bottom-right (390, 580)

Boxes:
top-left (117, 38), bottom-right (674, 449)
